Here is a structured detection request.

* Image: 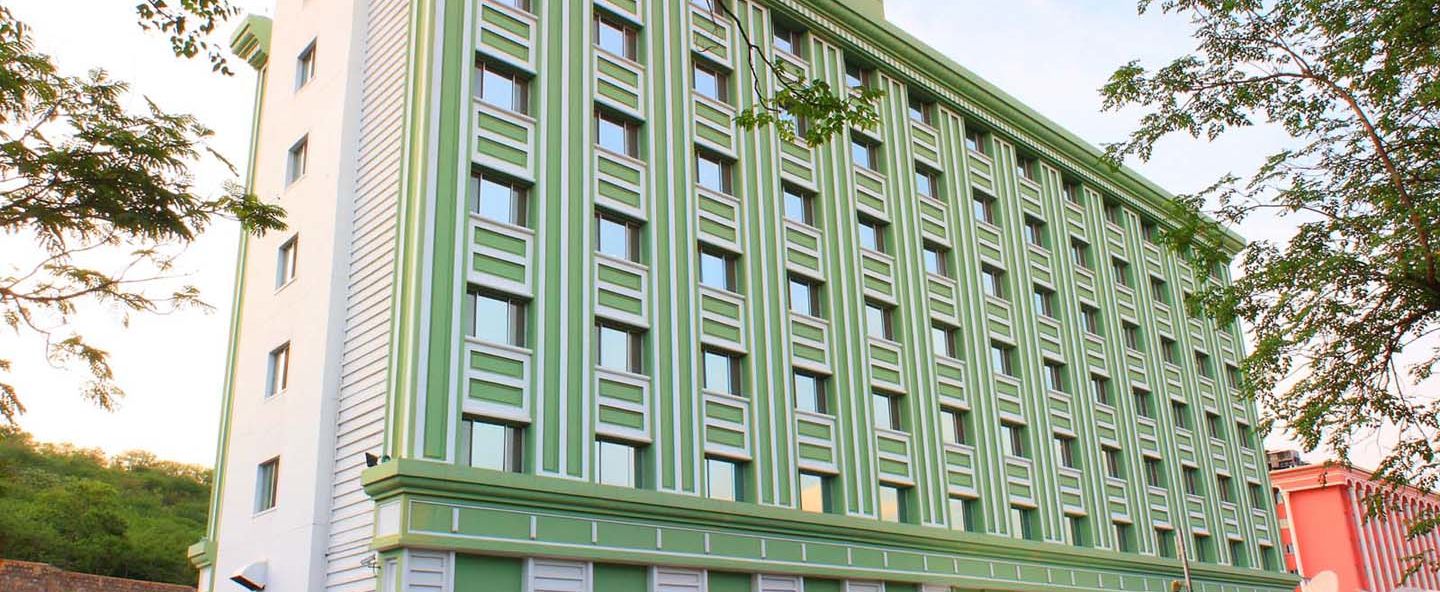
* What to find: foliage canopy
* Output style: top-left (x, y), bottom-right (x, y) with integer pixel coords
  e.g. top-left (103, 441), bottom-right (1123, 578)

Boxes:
top-left (0, 426), bottom-right (211, 584)
top-left (1102, 0), bottom-right (1440, 575)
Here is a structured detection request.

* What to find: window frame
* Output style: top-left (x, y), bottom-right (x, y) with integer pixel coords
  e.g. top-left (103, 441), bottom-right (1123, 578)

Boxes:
top-left (699, 247), bottom-right (738, 292)
top-left (265, 342), bottom-right (290, 399)
top-left (469, 170), bottom-right (529, 227)
top-left (793, 370), bottom-right (828, 415)
top-left (596, 212), bottom-right (642, 262)
top-left (464, 416), bottom-right (524, 472)
top-left (295, 39), bottom-right (317, 90)
top-left (596, 439), bottom-right (642, 488)
top-left (702, 348), bottom-right (743, 397)
top-left (285, 135), bottom-right (308, 186)
top-left (594, 12), bottom-right (640, 61)
top-left (692, 59), bottom-right (730, 103)
top-left (466, 288), bottom-right (527, 347)
top-left (474, 60), bottom-right (529, 115)
top-left (254, 457), bottom-right (280, 513)
top-left (596, 109), bottom-right (641, 158)
top-left (275, 235), bottom-right (299, 289)
top-left (596, 322), bottom-right (644, 374)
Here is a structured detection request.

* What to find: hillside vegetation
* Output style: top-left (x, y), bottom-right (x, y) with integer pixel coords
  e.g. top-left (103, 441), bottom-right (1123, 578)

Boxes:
top-left (0, 426), bottom-right (210, 585)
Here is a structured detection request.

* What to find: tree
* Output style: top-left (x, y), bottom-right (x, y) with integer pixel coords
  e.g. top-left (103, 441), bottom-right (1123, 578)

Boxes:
top-left (0, 6), bottom-right (284, 421)
top-left (0, 427), bottom-right (210, 584)
top-left (693, 0), bottom-right (885, 147)
top-left (1100, 0), bottom-right (1440, 577)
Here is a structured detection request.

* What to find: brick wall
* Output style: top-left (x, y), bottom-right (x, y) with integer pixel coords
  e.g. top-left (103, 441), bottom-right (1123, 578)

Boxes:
top-left (0, 559), bottom-right (194, 592)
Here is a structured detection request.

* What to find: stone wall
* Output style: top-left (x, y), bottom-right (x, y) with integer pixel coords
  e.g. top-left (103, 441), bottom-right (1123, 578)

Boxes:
top-left (0, 559), bottom-right (194, 592)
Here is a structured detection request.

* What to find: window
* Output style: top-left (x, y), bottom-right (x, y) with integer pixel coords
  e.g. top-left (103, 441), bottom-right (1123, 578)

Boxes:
top-left (851, 138), bottom-right (878, 170)
top-left (964, 127), bottom-right (988, 156)
top-left (922, 244), bottom-right (949, 277)
top-left (1042, 361), bottom-right (1066, 393)
top-left (495, 0), bottom-right (530, 10)
top-left (265, 342), bottom-right (290, 398)
top-left (703, 349), bottom-right (742, 396)
top-left (1071, 238), bottom-right (1091, 270)
top-left (596, 214), bottom-right (641, 262)
top-left (908, 97), bottom-right (932, 125)
top-left (1161, 337), bottom-right (1179, 365)
top-left (1133, 388), bottom-right (1153, 418)
top-left (878, 484), bottom-right (906, 522)
top-left (693, 60), bottom-right (729, 102)
top-left (295, 40), bottom-right (316, 89)
top-left (595, 14), bottom-right (638, 60)
top-left (1104, 446), bottom-right (1124, 479)
top-left (1173, 401), bottom-right (1191, 430)
top-left (1217, 475), bottom-right (1234, 503)
top-left (1150, 276), bottom-right (1170, 305)
top-left (1226, 364), bottom-right (1243, 390)
top-left (1091, 374), bottom-right (1111, 406)
top-left (915, 168), bottom-right (939, 199)
top-left (696, 152), bottom-right (733, 194)
top-left (474, 61), bottom-right (527, 114)
top-left (1249, 483), bottom-right (1265, 508)
top-left (1157, 529), bottom-right (1177, 559)
top-left (972, 190), bottom-right (997, 225)
top-left (597, 440), bottom-right (641, 487)
top-left (1112, 258), bottom-right (1131, 288)
top-left (254, 458), bottom-right (279, 513)
top-left (858, 217), bottom-right (886, 253)
top-left (596, 110), bottom-right (640, 157)
top-left (1115, 522), bottom-right (1135, 553)
top-left (466, 417), bottom-right (522, 472)
top-left (1033, 286), bottom-right (1055, 318)
top-left (990, 342), bottom-right (1014, 377)
top-left (798, 471), bottom-right (832, 513)
top-left (844, 62), bottom-right (869, 89)
top-left (1206, 412), bottom-right (1223, 440)
top-left (932, 323), bottom-right (957, 358)
top-left (1080, 305), bottom-right (1101, 337)
top-left (941, 406), bottom-right (969, 445)
top-left (1023, 217), bottom-right (1047, 248)
top-left (1062, 182), bottom-right (1081, 204)
top-left (1000, 421), bottom-right (1026, 457)
top-left (772, 24), bottom-right (803, 57)
top-left (1009, 506), bottom-right (1037, 540)
top-left (1015, 155), bottom-right (1038, 182)
top-left (469, 171), bottom-right (528, 226)
top-left (981, 266), bottom-right (1006, 299)
top-left (286, 136), bottom-right (308, 185)
top-left (1261, 545), bottom-right (1278, 571)
top-left (1142, 219), bottom-right (1160, 244)
top-left (1123, 322), bottom-right (1142, 351)
top-left (275, 236), bottom-right (298, 288)
top-left (949, 496), bottom-right (976, 531)
top-left (467, 289), bottom-right (525, 346)
top-left (1238, 422), bottom-right (1257, 449)
top-left (596, 323), bottom-right (643, 373)
top-left (1104, 200), bottom-right (1123, 226)
top-left (1230, 540), bottom-right (1248, 568)
top-left (1196, 351), bottom-right (1214, 379)
top-left (780, 108), bottom-right (807, 139)
top-left (699, 248), bottom-right (737, 292)
top-left (1144, 457), bottom-right (1163, 488)
top-left (1194, 535), bottom-right (1215, 563)
top-left (864, 302), bottom-right (894, 341)
top-left (1183, 466), bottom-right (1201, 496)
top-left (794, 371), bottom-right (827, 414)
top-left (706, 457), bottom-right (743, 501)
top-left (788, 276), bottom-right (820, 317)
top-left (872, 390), bottom-right (903, 431)
top-left (1067, 514), bottom-right (1090, 547)
top-left (1055, 434), bottom-right (1077, 468)
top-left (783, 186), bottom-right (814, 225)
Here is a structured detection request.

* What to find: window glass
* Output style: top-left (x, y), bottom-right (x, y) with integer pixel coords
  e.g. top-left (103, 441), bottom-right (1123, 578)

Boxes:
top-left (981, 267), bottom-right (1005, 299)
top-left (858, 219), bottom-right (884, 252)
top-left (972, 193), bottom-right (995, 224)
top-left (949, 496), bottom-right (974, 531)
top-left (872, 391), bottom-right (901, 431)
top-left (931, 324), bottom-right (955, 358)
top-left (693, 62), bottom-right (727, 102)
top-left (794, 372), bottom-right (826, 414)
top-left (468, 418), bottom-right (522, 472)
top-left (266, 343), bottom-right (290, 398)
top-left (783, 187), bottom-right (813, 224)
top-left (471, 291), bottom-right (523, 346)
top-left (915, 169), bottom-right (937, 198)
top-left (703, 350), bottom-right (740, 395)
top-left (923, 245), bottom-right (946, 276)
top-left (941, 407), bottom-right (967, 444)
top-left (597, 440), bottom-right (639, 487)
top-left (597, 324), bottom-right (639, 373)
top-left (595, 16), bottom-right (636, 60)
top-left (850, 140), bottom-right (875, 170)
top-left (471, 174), bottom-right (526, 226)
top-left (865, 303), bottom-right (892, 340)
top-left (798, 472), bottom-right (828, 512)
top-left (597, 112), bottom-right (637, 157)
top-left (597, 215), bottom-right (638, 261)
top-left (696, 153), bottom-right (731, 194)
top-left (254, 458), bottom-right (279, 512)
top-left (990, 343), bottom-right (1012, 376)
top-left (878, 485), bottom-right (903, 522)
top-left (699, 250), bottom-right (735, 291)
top-left (477, 65), bottom-right (525, 113)
top-left (706, 457), bottom-right (740, 501)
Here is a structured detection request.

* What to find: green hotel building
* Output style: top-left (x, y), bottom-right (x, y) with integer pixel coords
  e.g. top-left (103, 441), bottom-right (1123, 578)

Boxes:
top-left (194, 0), bottom-right (1298, 591)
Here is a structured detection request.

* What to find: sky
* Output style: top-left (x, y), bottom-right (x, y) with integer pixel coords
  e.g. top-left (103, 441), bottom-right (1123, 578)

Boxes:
top-left (1, 0), bottom-right (1379, 467)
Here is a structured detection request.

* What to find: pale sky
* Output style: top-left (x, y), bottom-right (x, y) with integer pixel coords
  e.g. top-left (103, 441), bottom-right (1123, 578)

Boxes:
top-left (2, 0), bottom-right (1384, 467)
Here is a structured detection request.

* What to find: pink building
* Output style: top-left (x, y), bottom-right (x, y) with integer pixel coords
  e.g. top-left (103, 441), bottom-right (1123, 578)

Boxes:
top-left (1270, 457), bottom-right (1440, 592)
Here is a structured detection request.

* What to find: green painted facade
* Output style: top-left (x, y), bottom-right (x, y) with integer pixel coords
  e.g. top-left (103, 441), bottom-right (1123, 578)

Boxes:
top-left (361, 0), bottom-right (1295, 590)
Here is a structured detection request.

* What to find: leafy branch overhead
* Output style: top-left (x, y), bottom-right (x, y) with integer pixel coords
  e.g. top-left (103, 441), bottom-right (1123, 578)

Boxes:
top-left (0, 7), bottom-right (285, 422)
top-left (697, 0), bottom-right (884, 147)
top-left (1101, 0), bottom-right (1440, 577)
top-left (134, 0), bottom-right (243, 75)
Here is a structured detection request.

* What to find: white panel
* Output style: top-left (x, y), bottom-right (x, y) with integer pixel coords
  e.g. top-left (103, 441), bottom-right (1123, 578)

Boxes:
top-left (918, 586), bottom-right (948, 592)
top-left (653, 568), bottom-right (705, 592)
top-left (405, 552), bottom-right (449, 592)
top-left (845, 581), bottom-right (884, 592)
top-left (527, 559), bottom-right (590, 592)
top-left (323, 0), bottom-right (409, 589)
top-left (756, 574), bottom-right (803, 592)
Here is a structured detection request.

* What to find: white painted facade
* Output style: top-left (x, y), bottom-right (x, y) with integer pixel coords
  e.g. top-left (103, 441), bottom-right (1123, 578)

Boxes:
top-left (204, 0), bottom-right (407, 590)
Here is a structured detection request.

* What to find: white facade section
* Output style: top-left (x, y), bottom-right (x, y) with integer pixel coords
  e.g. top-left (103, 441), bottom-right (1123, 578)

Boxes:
top-left (207, 0), bottom-right (405, 590)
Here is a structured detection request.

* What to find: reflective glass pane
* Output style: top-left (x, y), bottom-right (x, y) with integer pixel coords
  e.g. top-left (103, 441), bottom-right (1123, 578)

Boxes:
top-left (706, 458), bottom-right (737, 501)
top-left (597, 440), bottom-right (636, 487)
